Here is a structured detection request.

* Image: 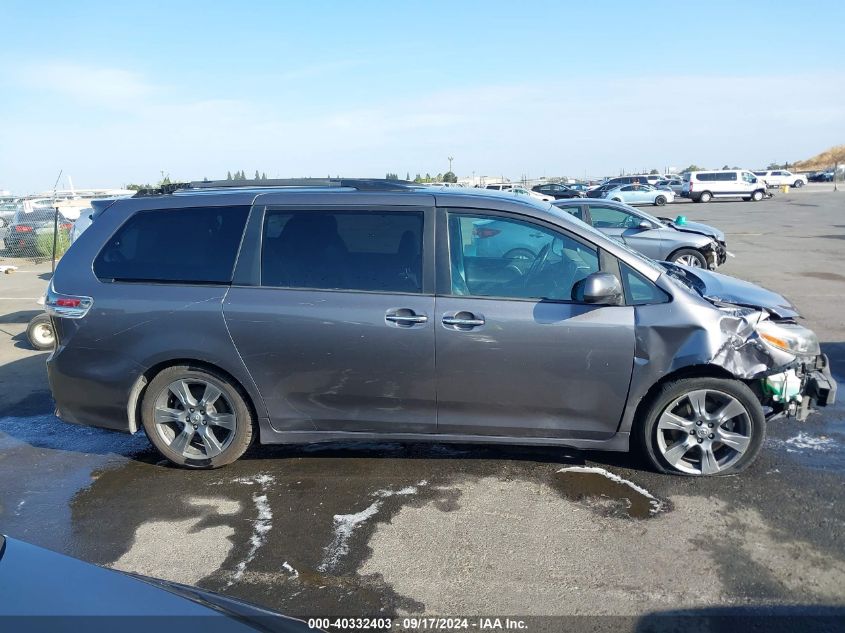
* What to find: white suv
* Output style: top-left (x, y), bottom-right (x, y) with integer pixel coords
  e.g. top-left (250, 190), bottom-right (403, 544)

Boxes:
top-left (754, 170), bottom-right (807, 188)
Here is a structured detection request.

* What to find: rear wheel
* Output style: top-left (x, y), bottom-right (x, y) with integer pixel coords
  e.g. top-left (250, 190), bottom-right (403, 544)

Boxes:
top-left (669, 248), bottom-right (706, 268)
top-left (26, 313), bottom-right (55, 350)
top-left (141, 365), bottom-right (254, 468)
top-left (638, 377), bottom-right (765, 476)
top-left (752, 190), bottom-right (764, 201)
top-left (654, 195), bottom-right (667, 206)
top-left (699, 191), bottom-right (712, 203)
top-left (793, 180), bottom-right (803, 188)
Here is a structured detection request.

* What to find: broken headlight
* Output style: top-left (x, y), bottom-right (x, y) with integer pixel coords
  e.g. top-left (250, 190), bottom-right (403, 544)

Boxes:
top-left (756, 320), bottom-right (820, 357)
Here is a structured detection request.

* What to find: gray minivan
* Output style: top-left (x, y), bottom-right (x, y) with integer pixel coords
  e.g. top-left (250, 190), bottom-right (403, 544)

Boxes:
top-left (46, 180), bottom-right (836, 476)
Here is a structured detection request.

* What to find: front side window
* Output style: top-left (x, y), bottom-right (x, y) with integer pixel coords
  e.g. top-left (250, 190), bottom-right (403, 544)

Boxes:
top-left (261, 210), bottom-right (423, 293)
top-left (742, 172), bottom-right (756, 183)
top-left (620, 261), bottom-right (670, 305)
top-left (447, 213), bottom-right (599, 301)
top-left (94, 206), bottom-right (250, 284)
top-left (587, 205), bottom-right (638, 229)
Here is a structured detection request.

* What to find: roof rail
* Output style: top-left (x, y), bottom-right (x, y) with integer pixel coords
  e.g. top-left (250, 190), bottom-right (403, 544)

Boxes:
top-left (131, 178), bottom-right (416, 197)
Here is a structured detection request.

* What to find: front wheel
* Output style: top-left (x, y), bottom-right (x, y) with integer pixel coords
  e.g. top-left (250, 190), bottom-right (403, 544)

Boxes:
top-left (141, 365), bottom-right (254, 468)
top-left (752, 190), bottom-right (764, 201)
top-left (793, 180), bottom-right (804, 188)
top-left (27, 313), bottom-right (55, 350)
top-left (669, 248), bottom-right (706, 268)
top-left (638, 378), bottom-right (765, 476)
top-left (654, 195), bottom-right (666, 206)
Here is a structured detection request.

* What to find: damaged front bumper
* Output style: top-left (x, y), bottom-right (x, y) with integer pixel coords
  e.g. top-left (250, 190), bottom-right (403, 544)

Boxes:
top-left (764, 354), bottom-right (837, 421)
top-left (703, 240), bottom-right (728, 270)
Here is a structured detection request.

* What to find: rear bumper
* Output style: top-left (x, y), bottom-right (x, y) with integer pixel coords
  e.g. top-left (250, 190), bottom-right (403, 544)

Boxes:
top-left (47, 340), bottom-right (142, 433)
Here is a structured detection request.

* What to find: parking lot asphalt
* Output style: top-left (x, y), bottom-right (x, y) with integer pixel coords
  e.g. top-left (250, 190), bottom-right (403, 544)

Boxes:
top-left (0, 187), bottom-right (843, 624)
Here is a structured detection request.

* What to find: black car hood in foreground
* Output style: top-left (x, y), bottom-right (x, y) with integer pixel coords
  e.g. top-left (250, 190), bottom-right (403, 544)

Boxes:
top-left (670, 265), bottom-right (800, 319)
top-left (0, 535), bottom-right (310, 632)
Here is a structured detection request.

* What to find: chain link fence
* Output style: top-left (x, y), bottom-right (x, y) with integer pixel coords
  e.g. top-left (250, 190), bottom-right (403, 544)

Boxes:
top-left (0, 200), bottom-right (74, 269)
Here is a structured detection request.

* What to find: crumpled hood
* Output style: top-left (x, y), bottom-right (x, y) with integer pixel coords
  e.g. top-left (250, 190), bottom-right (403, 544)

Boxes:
top-left (681, 266), bottom-right (800, 319)
top-left (660, 218), bottom-right (724, 242)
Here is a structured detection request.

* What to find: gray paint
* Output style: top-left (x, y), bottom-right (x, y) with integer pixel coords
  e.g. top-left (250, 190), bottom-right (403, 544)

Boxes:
top-left (47, 185), bottom-right (834, 457)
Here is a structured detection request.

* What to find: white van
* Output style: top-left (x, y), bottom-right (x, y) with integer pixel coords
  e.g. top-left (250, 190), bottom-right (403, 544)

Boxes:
top-left (682, 170), bottom-right (767, 203)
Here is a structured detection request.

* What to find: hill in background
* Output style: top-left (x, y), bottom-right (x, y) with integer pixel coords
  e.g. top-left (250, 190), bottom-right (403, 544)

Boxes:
top-left (792, 145), bottom-right (845, 171)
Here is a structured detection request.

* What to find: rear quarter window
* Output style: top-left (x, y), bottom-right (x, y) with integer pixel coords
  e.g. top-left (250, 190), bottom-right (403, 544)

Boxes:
top-left (94, 205), bottom-right (250, 284)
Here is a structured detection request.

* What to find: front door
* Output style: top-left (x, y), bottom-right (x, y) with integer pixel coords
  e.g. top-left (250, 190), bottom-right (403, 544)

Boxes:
top-left (435, 210), bottom-right (635, 439)
top-left (224, 207), bottom-right (436, 434)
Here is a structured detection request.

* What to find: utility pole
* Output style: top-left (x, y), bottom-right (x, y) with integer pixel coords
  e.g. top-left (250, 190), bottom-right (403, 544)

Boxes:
top-left (448, 156), bottom-right (454, 173)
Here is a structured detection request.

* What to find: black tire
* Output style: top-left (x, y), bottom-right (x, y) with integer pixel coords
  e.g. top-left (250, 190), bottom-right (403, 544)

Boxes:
top-left (751, 190), bottom-right (764, 201)
top-left (699, 191), bottom-right (712, 203)
top-left (141, 365), bottom-right (254, 468)
top-left (637, 377), bottom-right (765, 476)
top-left (26, 313), bottom-right (55, 351)
top-left (668, 248), bottom-right (707, 268)
top-left (793, 180), bottom-right (803, 188)
top-left (654, 195), bottom-right (667, 206)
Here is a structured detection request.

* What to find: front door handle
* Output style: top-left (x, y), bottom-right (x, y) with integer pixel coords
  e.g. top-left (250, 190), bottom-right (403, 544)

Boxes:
top-left (442, 311), bottom-right (485, 329)
top-left (385, 309), bottom-right (428, 327)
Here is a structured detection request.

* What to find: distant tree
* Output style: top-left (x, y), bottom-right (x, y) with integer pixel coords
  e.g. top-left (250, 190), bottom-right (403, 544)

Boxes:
top-left (722, 164), bottom-right (730, 170)
top-left (125, 183), bottom-right (151, 191)
top-left (413, 173), bottom-right (422, 183)
top-left (682, 164), bottom-right (704, 172)
top-left (424, 172), bottom-right (432, 182)
top-left (262, 172), bottom-right (268, 180)
top-left (226, 171), bottom-right (233, 180)
top-left (649, 169), bottom-right (659, 175)
top-left (766, 162), bottom-right (783, 170)
top-left (405, 171), bottom-right (410, 181)
top-left (442, 171), bottom-right (458, 183)
top-left (385, 172), bottom-right (399, 180)
top-left (254, 170), bottom-right (260, 180)
top-left (435, 173), bottom-right (443, 182)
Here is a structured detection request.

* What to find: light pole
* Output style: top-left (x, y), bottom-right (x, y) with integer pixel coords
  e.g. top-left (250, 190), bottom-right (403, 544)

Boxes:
top-left (448, 156), bottom-right (454, 173)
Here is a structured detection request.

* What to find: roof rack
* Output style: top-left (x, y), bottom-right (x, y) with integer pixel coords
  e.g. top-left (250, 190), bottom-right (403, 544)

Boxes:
top-left (131, 178), bottom-right (417, 197)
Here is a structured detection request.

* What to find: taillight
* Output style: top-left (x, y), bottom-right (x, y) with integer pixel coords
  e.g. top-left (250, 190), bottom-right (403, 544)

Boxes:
top-left (14, 225), bottom-right (33, 233)
top-left (45, 283), bottom-right (92, 319)
top-left (473, 227), bottom-right (501, 239)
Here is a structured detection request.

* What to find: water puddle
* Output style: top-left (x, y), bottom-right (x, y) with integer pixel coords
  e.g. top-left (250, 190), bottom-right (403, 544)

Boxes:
top-left (551, 466), bottom-right (664, 519)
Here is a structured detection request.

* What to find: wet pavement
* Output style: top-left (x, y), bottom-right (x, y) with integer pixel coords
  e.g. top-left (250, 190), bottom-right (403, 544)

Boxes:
top-left (1, 190), bottom-right (844, 620)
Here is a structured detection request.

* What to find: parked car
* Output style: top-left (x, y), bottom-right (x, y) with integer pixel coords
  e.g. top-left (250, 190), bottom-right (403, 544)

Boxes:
top-left (682, 170), bottom-right (767, 203)
top-left (6, 204), bottom-right (74, 255)
top-left (531, 183), bottom-right (583, 199)
top-left (601, 175), bottom-right (654, 188)
top-left (585, 183), bottom-right (617, 198)
top-left (0, 534), bottom-right (309, 631)
top-left (601, 184), bottom-right (675, 206)
top-left (808, 171), bottom-right (834, 182)
top-left (0, 198), bottom-right (18, 228)
top-left (485, 183), bottom-right (553, 202)
top-left (756, 170), bottom-right (807, 188)
top-left (553, 198), bottom-right (727, 269)
top-left (564, 183), bottom-right (590, 194)
top-left (655, 179), bottom-right (684, 195)
top-left (46, 179), bottom-right (836, 476)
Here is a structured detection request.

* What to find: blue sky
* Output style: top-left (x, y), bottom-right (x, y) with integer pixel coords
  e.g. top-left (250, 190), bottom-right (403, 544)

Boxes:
top-left (1, 0), bottom-right (843, 191)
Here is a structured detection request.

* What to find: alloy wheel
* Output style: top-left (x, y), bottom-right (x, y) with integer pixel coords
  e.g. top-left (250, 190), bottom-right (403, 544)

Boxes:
top-left (675, 254), bottom-right (702, 267)
top-left (655, 389), bottom-right (752, 475)
top-left (153, 379), bottom-right (237, 459)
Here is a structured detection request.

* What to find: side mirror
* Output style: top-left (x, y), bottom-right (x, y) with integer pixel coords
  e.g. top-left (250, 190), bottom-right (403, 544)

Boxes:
top-left (574, 272), bottom-right (624, 305)
top-left (637, 220), bottom-right (653, 230)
